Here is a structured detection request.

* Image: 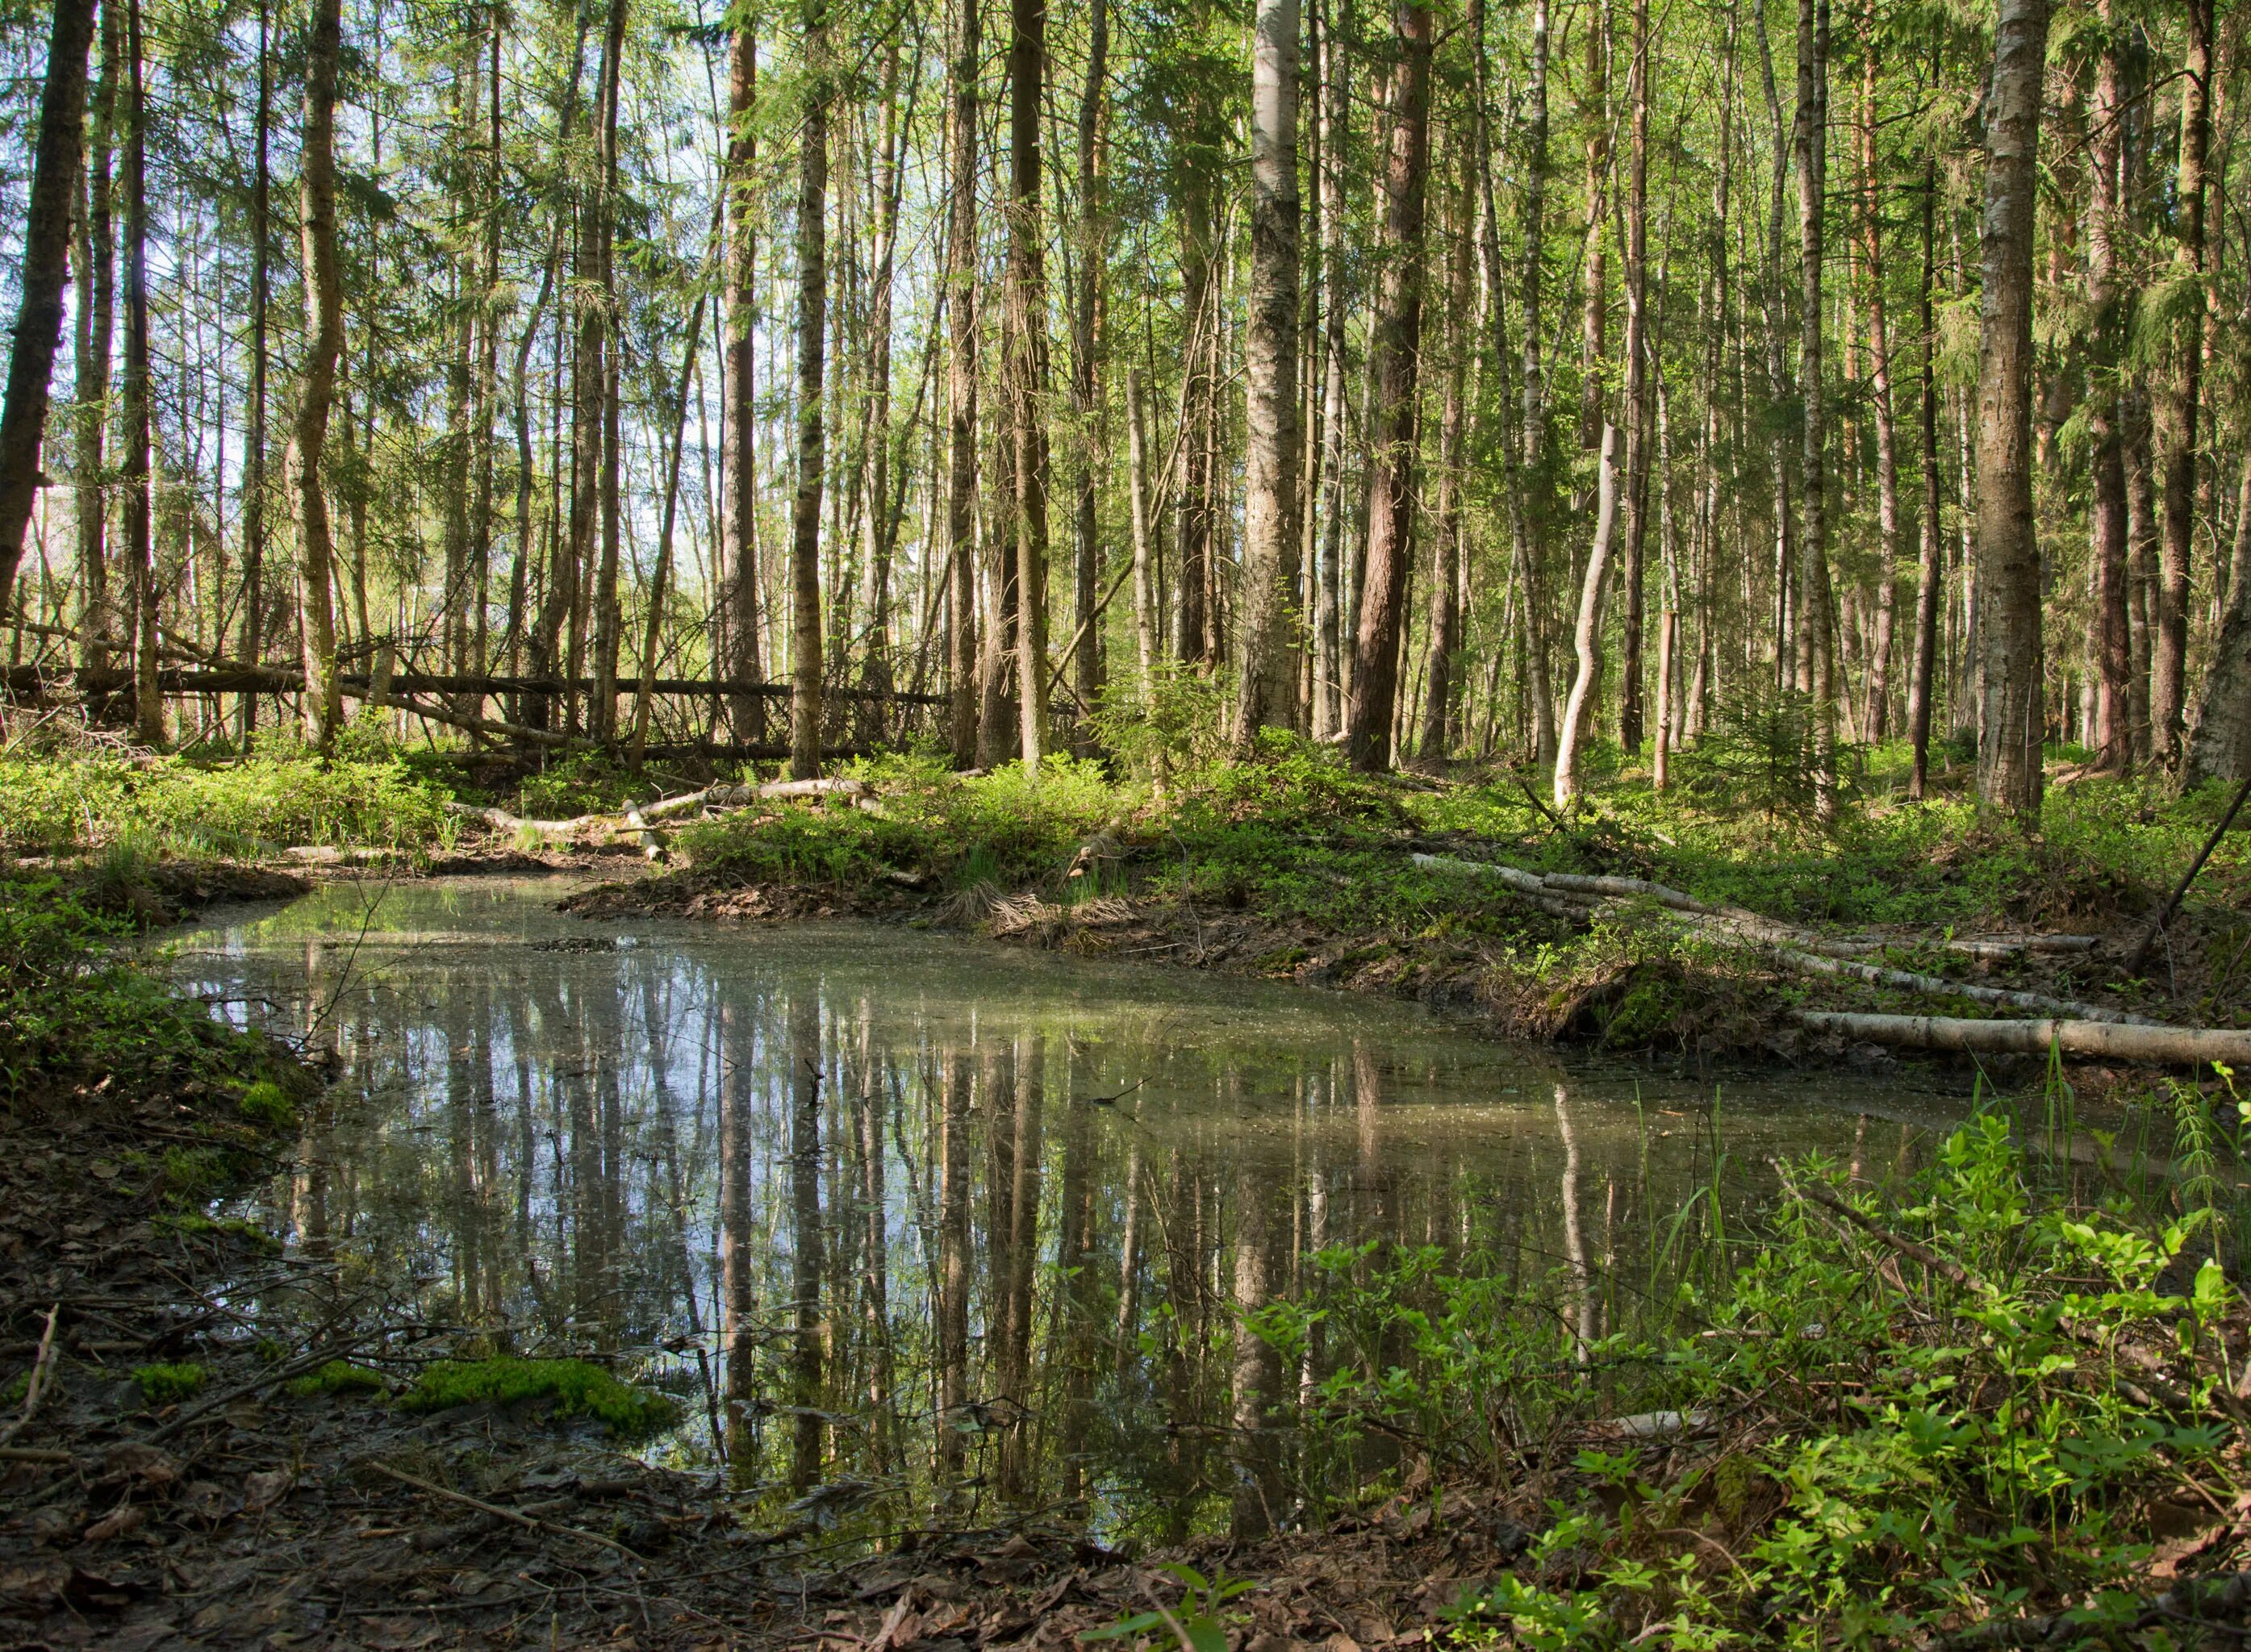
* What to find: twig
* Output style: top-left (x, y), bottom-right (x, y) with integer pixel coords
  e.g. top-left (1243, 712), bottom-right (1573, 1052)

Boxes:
top-left (363, 1458), bottom-right (647, 1563)
top-left (2129, 773), bottom-right (2251, 974)
top-left (0, 1304), bottom-right (61, 1446)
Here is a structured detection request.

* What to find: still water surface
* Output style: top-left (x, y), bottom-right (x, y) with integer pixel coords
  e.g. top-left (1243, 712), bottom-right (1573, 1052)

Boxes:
top-left (169, 878), bottom-right (1961, 1537)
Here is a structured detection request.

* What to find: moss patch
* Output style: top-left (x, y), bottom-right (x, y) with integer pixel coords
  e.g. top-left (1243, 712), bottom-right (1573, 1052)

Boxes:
top-left (399, 1358), bottom-right (679, 1441)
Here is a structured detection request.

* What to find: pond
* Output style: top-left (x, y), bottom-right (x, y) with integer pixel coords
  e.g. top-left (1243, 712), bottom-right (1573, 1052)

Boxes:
top-left (169, 877), bottom-right (1963, 1541)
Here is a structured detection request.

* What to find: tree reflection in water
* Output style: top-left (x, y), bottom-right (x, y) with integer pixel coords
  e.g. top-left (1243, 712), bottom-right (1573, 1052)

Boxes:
top-left (173, 878), bottom-right (1923, 1544)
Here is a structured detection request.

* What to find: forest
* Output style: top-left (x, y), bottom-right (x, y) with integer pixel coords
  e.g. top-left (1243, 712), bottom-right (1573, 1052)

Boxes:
top-left (0, 0), bottom-right (2240, 800)
top-left (10, 0), bottom-right (2251, 1644)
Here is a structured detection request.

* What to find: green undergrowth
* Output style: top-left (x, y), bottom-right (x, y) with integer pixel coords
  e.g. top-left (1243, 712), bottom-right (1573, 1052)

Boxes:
top-left (286, 1360), bottom-right (391, 1399)
top-left (0, 877), bottom-right (299, 1111)
top-left (1261, 1084), bottom-right (2251, 1646)
top-left (0, 745), bottom-right (455, 860)
top-left (132, 1362), bottom-right (211, 1406)
top-left (399, 1357), bottom-right (680, 1441)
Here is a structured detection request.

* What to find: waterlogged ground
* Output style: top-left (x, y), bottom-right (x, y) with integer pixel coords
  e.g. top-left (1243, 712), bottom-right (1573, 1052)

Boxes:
top-left (167, 877), bottom-right (1965, 1542)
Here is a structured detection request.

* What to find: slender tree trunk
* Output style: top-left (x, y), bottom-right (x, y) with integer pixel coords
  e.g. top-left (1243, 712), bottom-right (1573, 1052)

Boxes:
top-left (1856, 40), bottom-right (1900, 743)
top-left (1971, 0), bottom-right (2052, 820)
top-left (587, 0), bottom-right (628, 740)
top-left (1344, 0), bottom-right (1433, 773)
top-left (1415, 165), bottom-right (1472, 764)
top-left (722, 25), bottom-right (764, 739)
top-left (236, 0), bottom-right (269, 730)
top-left (2189, 449), bottom-right (2251, 783)
top-left (0, 0), bottom-right (98, 607)
top-left (1906, 147), bottom-right (1943, 799)
top-left (2085, 2), bottom-right (2132, 769)
top-left (629, 241), bottom-right (713, 768)
top-left (860, 39), bottom-right (905, 714)
top-left (1005, 0), bottom-right (1050, 770)
top-left (791, 2), bottom-right (830, 780)
top-left (2150, 0), bottom-right (2211, 769)
top-left (1514, 0), bottom-right (1556, 766)
top-left (1313, 0), bottom-right (1348, 738)
top-left (1616, 0), bottom-right (1650, 754)
top-left (1794, 0), bottom-right (1835, 821)
top-left (1555, 423), bottom-right (1622, 803)
top-left (944, 0), bottom-right (980, 765)
top-left (122, 0), bottom-right (160, 746)
top-left (1070, 0), bottom-right (1109, 721)
top-left (74, 1), bottom-right (116, 676)
top-left (1126, 366), bottom-right (1160, 693)
top-left (1235, 0), bottom-right (1303, 742)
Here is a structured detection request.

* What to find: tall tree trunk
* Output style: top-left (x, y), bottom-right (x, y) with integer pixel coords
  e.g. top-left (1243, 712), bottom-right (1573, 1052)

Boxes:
top-left (1126, 366), bottom-right (1160, 694)
top-left (1856, 39), bottom-right (1901, 742)
top-left (2149, 0), bottom-right (2211, 769)
top-left (465, 11), bottom-right (503, 707)
top-left (1070, 0), bottom-right (1109, 721)
top-left (1971, 0), bottom-right (2052, 820)
top-left (1234, 0), bottom-right (1303, 742)
top-left (861, 38), bottom-right (905, 711)
top-left (1794, 0), bottom-right (1835, 821)
top-left (791, 3), bottom-right (830, 780)
top-left (74, 0), bottom-right (116, 675)
top-left (1005, 0), bottom-right (1050, 770)
top-left (1172, 162), bottom-right (1217, 668)
top-left (1906, 147), bottom-right (1943, 799)
top-left (2084, 0), bottom-right (2131, 769)
top-left (1616, 0), bottom-right (1650, 754)
top-left (722, 25), bottom-right (765, 739)
top-left (1555, 423), bottom-right (1622, 803)
top-left (944, 0), bottom-right (980, 765)
top-left (286, 0), bottom-right (344, 751)
top-left (122, 0), bottom-right (159, 746)
top-left (1313, 0), bottom-right (1348, 738)
top-left (237, 0), bottom-right (269, 730)
top-left (1513, 0), bottom-right (1556, 766)
top-left (2188, 449), bottom-right (2251, 784)
top-left (1577, 0), bottom-right (1609, 453)
top-left (0, 0), bottom-right (98, 607)
top-left (587, 0), bottom-right (628, 740)
top-left (1415, 165), bottom-right (1472, 764)
top-left (1344, 0), bottom-right (1433, 773)
top-left (629, 242), bottom-right (713, 768)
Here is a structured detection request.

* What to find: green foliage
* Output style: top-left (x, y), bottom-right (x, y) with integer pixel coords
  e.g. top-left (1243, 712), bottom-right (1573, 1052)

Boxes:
top-left (0, 752), bottom-right (454, 858)
top-left (1282, 1112), bottom-right (2247, 1642)
top-left (399, 1358), bottom-right (680, 1441)
top-left (286, 1360), bottom-right (391, 1399)
top-left (1081, 1564), bottom-right (1255, 1652)
top-left (515, 749), bottom-right (653, 819)
top-left (1675, 687), bottom-right (1861, 823)
top-left (1089, 665), bottom-right (1232, 778)
top-left (0, 878), bottom-right (278, 1109)
top-left (132, 1362), bottom-right (211, 1406)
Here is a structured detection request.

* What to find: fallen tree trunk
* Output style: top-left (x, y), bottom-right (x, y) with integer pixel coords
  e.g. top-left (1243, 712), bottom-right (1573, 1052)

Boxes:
top-left (1411, 852), bottom-right (2153, 1030)
top-left (1794, 1010), bottom-right (2251, 1066)
top-left (448, 775), bottom-right (876, 845)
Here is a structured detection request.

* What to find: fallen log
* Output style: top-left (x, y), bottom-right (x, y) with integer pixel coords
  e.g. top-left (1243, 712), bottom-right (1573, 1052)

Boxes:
top-left (448, 775), bottom-right (877, 846)
top-left (1793, 1010), bottom-right (2251, 1067)
top-left (1773, 946), bottom-right (2149, 1025)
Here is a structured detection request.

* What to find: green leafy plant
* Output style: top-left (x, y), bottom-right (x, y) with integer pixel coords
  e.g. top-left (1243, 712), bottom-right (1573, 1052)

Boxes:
top-left (1080, 1564), bottom-right (1256, 1652)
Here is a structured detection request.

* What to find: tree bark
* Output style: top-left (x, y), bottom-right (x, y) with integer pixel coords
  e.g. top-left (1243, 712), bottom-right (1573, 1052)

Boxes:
top-left (1069, 0), bottom-right (1109, 722)
top-left (1905, 147), bottom-right (1943, 799)
top-left (587, 0), bottom-right (629, 740)
top-left (1313, 0), bottom-right (1349, 738)
top-left (2084, 0), bottom-right (2132, 770)
top-left (121, 0), bottom-right (159, 746)
top-left (1126, 366), bottom-right (1160, 695)
top-left (721, 24), bottom-right (764, 740)
top-left (2149, 0), bottom-right (2211, 769)
top-left (1345, 0), bottom-right (1433, 773)
top-left (0, 0), bottom-right (99, 611)
top-left (791, 2), bottom-right (830, 781)
top-left (237, 0), bottom-right (269, 731)
top-left (1235, 0), bottom-right (1303, 743)
top-left (1415, 164), bottom-right (1472, 765)
top-left (73, 0), bottom-right (116, 676)
top-left (1855, 38), bottom-right (1900, 744)
top-left (2189, 450), bottom-right (2251, 784)
top-left (1794, 0), bottom-right (1835, 822)
top-left (1005, 0), bottom-right (1051, 770)
top-left (1616, 0), bottom-right (1650, 755)
top-left (286, 0), bottom-right (345, 752)
top-left (945, 0), bottom-right (979, 766)
top-left (1970, 0), bottom-right (2052, 820)
top-left (1555, 422), bottom-right (1621, 804)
